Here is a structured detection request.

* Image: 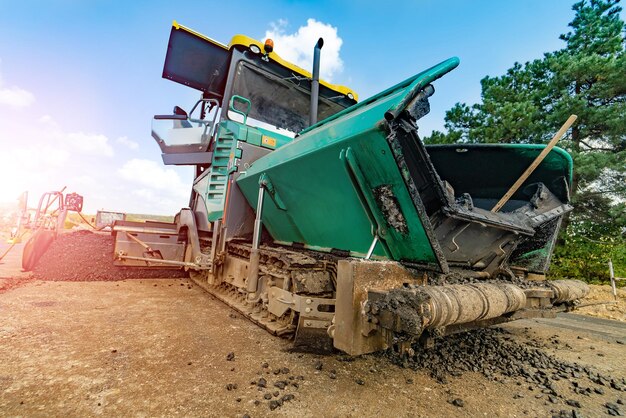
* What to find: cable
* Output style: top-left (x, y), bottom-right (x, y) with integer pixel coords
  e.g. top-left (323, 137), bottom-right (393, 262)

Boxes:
top-left (76, 212), bottom-right (107, 231)
top-left (576, 234), bottom-right (625, 245)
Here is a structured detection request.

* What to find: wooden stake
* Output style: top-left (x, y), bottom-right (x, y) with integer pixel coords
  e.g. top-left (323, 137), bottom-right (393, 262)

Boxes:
top-left (491, 114), bottom-right (578, 213)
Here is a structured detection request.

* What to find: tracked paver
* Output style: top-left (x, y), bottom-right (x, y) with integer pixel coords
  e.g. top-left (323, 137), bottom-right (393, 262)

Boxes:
top-left (113, 22), bottom-right (588, 355)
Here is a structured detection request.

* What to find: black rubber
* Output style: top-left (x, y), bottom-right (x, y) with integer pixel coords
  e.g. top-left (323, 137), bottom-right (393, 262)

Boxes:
top-left (21, 230), bottom-right (55, 271)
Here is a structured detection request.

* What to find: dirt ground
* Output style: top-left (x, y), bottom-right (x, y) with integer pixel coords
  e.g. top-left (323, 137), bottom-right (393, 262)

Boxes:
top-left (0, 278), bottom-right (624, 417)
top-left (1, 232), bottom-right (624, 416)
top-left (575, 284), bottom-right (626, 322)
top-left (0, 242), bottom-right (31, 294)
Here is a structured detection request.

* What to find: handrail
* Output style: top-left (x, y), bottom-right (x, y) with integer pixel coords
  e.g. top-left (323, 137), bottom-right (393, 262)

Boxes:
top-left (339, 147), bottom-right (391, 258)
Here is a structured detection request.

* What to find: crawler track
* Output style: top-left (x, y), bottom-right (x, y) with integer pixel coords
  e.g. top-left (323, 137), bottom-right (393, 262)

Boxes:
top-left (189, 240), bottom-right (339, 340)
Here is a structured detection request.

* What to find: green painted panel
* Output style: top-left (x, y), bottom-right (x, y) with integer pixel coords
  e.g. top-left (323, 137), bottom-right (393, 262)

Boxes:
top-left (235, 58), bottom-right (461, 263)
top-left (238, 125), bottom-right (437, 261)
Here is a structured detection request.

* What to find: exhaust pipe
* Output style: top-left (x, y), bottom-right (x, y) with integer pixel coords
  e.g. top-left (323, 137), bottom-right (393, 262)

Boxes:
top-left (309, 37), bottom-right (324, 127)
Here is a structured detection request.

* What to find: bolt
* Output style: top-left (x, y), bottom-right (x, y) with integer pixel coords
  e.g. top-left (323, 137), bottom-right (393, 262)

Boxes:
top-left (305, 321), bottom-right (312, 327)
top-left (305, 307), bottom-right (312, 313)
top-left (306, 299), bottom-right (312, 305)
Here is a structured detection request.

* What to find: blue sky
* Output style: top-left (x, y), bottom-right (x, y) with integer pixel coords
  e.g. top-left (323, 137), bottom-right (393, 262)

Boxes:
top-left (0, 0), bottom-right (620, 214)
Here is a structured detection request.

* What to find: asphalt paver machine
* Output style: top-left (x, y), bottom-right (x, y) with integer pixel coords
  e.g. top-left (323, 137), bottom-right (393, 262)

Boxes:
top-left (113, 22), bottom-right (588, 354)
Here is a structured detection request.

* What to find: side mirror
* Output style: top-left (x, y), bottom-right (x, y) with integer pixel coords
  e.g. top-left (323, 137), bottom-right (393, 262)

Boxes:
top-left (173, 106), bottom-right (188, 117)
top-left (154, 105), bottom-right (188, 120)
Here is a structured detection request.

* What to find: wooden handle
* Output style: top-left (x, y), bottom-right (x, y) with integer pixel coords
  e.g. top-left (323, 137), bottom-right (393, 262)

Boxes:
top-left (491, 114), bottom-right (577, 213)
top-left (125, 231), bottom-right (151, 250)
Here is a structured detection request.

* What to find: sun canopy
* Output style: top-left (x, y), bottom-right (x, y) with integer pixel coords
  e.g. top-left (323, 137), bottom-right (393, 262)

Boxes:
top-left (162, 21), bottom-right (358, 103)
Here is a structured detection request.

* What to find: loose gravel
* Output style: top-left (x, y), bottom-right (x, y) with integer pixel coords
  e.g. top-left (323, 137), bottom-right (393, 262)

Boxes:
top-left (32, 230), bottom-right (186, 281)
top-left (388, 328), bottom-right (625, 404)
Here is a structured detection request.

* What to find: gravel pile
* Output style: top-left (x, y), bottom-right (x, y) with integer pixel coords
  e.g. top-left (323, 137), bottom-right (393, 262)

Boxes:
top-left (32, 230), bottom-right (186, 281)
top-left (390, 328), bottom-right (625, 401)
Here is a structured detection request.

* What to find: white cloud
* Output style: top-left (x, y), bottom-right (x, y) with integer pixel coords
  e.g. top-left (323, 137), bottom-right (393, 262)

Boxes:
top-left (74, 175), bottom-right (97, 187)
top-left (0, 66), bottom-right (35, 108)
top-left (116, 159), bottom-right (191, 213)
top-left (118, 159), bottom-right (188, 198)
top-left (38, 114), bottom-right (58, 127)
top-left (264, 18), bottom-right (344, 81)
top-left (7, 144), bottom-right (70, 169)
top-left (32, 116), bottom-right (115, 157)
top-left (0, 145), bottom-right (71, 206)
top-left (63, 132), bottom-right (114, 157)
top-left (0, 85), bottom-right (35, 108)
top-left (0, 114), bottom-right (126, 212)
top-left (0, 96), bottom-right (189, 215)
top-left (116, 136), bottom-right (139, 150)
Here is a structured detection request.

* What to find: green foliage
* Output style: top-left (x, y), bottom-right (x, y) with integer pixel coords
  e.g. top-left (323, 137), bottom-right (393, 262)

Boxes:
top-left (425, 0), bottom-right (626, 282)
top-left (551, 199), bottom-right (626, 282)
top-left (551, 231), bottom-right (626, 284)
top-left (561, 0), bottom-right (625, 55)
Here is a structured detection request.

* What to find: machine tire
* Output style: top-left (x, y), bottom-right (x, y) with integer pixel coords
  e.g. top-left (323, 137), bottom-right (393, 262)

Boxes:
top-left (21, 230), bottom-right (55, 271)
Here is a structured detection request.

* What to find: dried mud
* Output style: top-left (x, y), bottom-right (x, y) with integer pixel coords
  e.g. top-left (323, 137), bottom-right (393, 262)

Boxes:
top-left (575, 284), bottom-right (626, 322)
